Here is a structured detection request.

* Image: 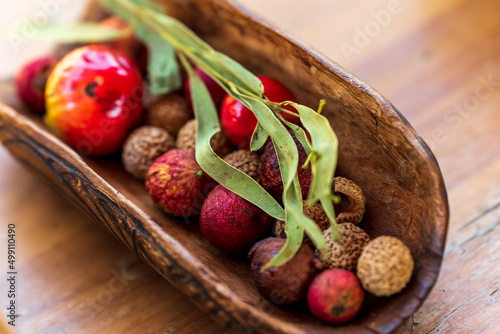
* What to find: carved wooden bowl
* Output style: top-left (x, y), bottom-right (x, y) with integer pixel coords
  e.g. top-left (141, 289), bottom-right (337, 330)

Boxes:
top-left (0, 0), bottom-right (449, 333)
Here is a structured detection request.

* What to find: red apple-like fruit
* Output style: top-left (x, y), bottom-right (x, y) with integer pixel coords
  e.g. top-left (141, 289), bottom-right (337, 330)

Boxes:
top-left (15, 55), bottom-right (58, 114)
top-left (45, 45), bottom-right (143, 156)
top-left (307, 268), bottom-right (364, 324)
top-left (184, 67), bottom-right (226, 109)
top-left (200, 185), bottom-right (274, 254)
top-left (220, 76), bottom-right (299, 149)
top-left (99, 16), bottom-right (148, 75)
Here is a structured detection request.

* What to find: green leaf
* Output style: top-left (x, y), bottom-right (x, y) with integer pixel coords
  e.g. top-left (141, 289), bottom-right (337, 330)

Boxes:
top-left (285, 102), bottom-right (338, 204)
top-left (22, 23), bottom-right (131, 43)
top-left (136, 22), bottom-right (181, 95)
top-left (192, 51), bottom-right (264, 97)
top-left (180, 55), bottom-right (285, 221)
top-left (250, 123), bottom-right (269, 151)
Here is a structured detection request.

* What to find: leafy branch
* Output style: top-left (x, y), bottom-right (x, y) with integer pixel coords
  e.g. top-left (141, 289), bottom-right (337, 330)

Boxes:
top-left (33, 0), bottom-right (343, 267)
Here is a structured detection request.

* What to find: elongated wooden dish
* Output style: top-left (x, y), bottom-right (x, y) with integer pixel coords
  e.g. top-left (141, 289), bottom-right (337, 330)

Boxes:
top-left (0, 0), bottom-right (449, 333)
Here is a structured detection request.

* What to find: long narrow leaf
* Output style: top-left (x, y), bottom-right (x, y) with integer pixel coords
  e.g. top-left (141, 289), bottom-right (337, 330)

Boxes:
top-left (181, 55), bottom-right (285, 221)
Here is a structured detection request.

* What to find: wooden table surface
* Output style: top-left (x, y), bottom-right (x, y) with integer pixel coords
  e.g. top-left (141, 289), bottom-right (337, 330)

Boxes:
top-left (1, 0), bottom-right (499, 333)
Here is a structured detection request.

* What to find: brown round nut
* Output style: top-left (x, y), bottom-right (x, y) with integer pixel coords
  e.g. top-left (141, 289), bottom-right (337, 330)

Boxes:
top-left (316, 223), bottom-right (370, 272)
top-left (146, 93), bottom-right (192, 136)
top-left (248, 237), bottom-right (323, 305)
top-left (275, 200), bottom-right (330, 239)
top-left (223, 150), bottom-right (261, 180)
top-left (176, 119), bottom-right (233, 157)
top-left (334, 176), bottom-right (366, 224)
top-left (122, 126), bottom-right (175, 179)
top-left (357, 236), bottom-right (414, 297)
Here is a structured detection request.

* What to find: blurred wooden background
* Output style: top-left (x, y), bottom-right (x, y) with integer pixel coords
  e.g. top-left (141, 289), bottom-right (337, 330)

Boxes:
top-left (1, 0), bottom-right (499, 333)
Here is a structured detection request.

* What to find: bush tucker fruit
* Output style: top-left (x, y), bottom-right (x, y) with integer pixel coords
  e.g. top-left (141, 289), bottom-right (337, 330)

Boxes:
top-left (307, 268), bottom-right (364, 323)
top-left (145, 149), bottom-right (212, 217)
top-left (99, 16), bottom-right (148, 74)
top-left (146, 93), bottom-right (192, 136)
top-left (223, 150), bottom-right (261, 180)
top-left (357, 236), bottom-right (414, 297)
top-left (45, 45), bottom-right (143, 156)
top-left (317, 223), bottom-right (370, 271)
top-left (122, 126), bottom-right (175, 180)
top-left (200, 185), bottom-right (273, 254)
top-left (15, 55), bottom-right (57, 114)
top-left (249, 238), bottom-right (323, 304)
top-left (176, 119), bottom-right (233, 157)
top-left (220, 76), bottom-right (299, 149)
top-left (260, 131), bottom-right (311, 200)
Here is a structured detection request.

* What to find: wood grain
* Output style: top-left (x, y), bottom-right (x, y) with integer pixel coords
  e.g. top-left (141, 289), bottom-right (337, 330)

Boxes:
top-left (0, 0), bottom-right (498, 333)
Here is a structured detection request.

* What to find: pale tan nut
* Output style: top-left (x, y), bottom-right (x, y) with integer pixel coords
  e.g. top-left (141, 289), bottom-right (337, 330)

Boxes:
top-left (146, 93), bottom-right (192, 136)
top-left (357, 236), bottom-right (414, 297)
top-left (315, 223), bottom-right (370, 271)
top-left (176, 119), bottom-right (233, 157)
top-left (334, 176), bottom-right (366, 224)
top-left (122, 126), bottom-right (175, 180)
top-left (223, 150), bottom-right (261, 181)
top-left (274, 201), bottom-right (330, 240)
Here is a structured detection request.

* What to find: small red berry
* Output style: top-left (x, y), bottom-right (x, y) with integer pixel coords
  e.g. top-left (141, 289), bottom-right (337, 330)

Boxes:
top-left (15, 55), bottom-right (58, 114)
top-left (307, 268), bottom-right (364, 324)
top-left (220, 76), bottom-right (299, 149)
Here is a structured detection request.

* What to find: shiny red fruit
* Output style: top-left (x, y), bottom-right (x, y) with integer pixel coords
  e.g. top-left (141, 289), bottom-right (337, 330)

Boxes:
top-left (184, 67), bottom-right (226, 109)
top-left (99, 16), bottom-right (148, 75)
top-left (15, 55), bottom-right (58, 114)
top-left (220, 76), bottom-right (299, 149)
top-left (307, 269), bottom-right (364, 324)
top-left (45, 45), bottom-right (143, 157)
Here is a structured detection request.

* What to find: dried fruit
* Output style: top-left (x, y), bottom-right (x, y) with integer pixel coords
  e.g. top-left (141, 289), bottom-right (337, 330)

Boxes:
top-left (122, 126), bottom-right (175, 180)
top-left (223, 150), bottom-right (261, 181)
top-left (334, 176), bottom-right (366, 224)
top-left (307, 268), bottom-right (364, 323)
top-left (316, 223), bottom-right (370, 271)
top-left (146, 93), bottom-right (192, 136)
top-left (357, 236), bottom-right (414, 297)
top-left (249, 238), bottom-right (323, 304)
top-left (45, 45), bottom-right (143, 156)
top-left (176, 119), bottom-right (233, 157)
top-left (15, 55), bottom-right (57, 114)
top-left (274, 200), bottom-right (329, 239)
top-left (220, 76), bottom-right (299, 149)
top-left (260, 131), bottom-right (311, 200)
top-left (200, 185), bottom-right (273, 254)
top-left (145, 149), bottom-right (213, 217)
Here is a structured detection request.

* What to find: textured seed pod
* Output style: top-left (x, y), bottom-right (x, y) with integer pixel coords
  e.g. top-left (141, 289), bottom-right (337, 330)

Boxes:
top-left (316, 223), bottom-right (370, 271)
top-left (357, 236), bottom-right (414, 297)
top-left (122, 126), bottom-right (175, 179)
top-left (334, 176), bottom-right (366, 224)
top-left (223, 150), bottom-right (261, 180)
top-left (146, 93), bottom-right (192, 136)
top-left (176, 119), bottom-right (233, 157)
